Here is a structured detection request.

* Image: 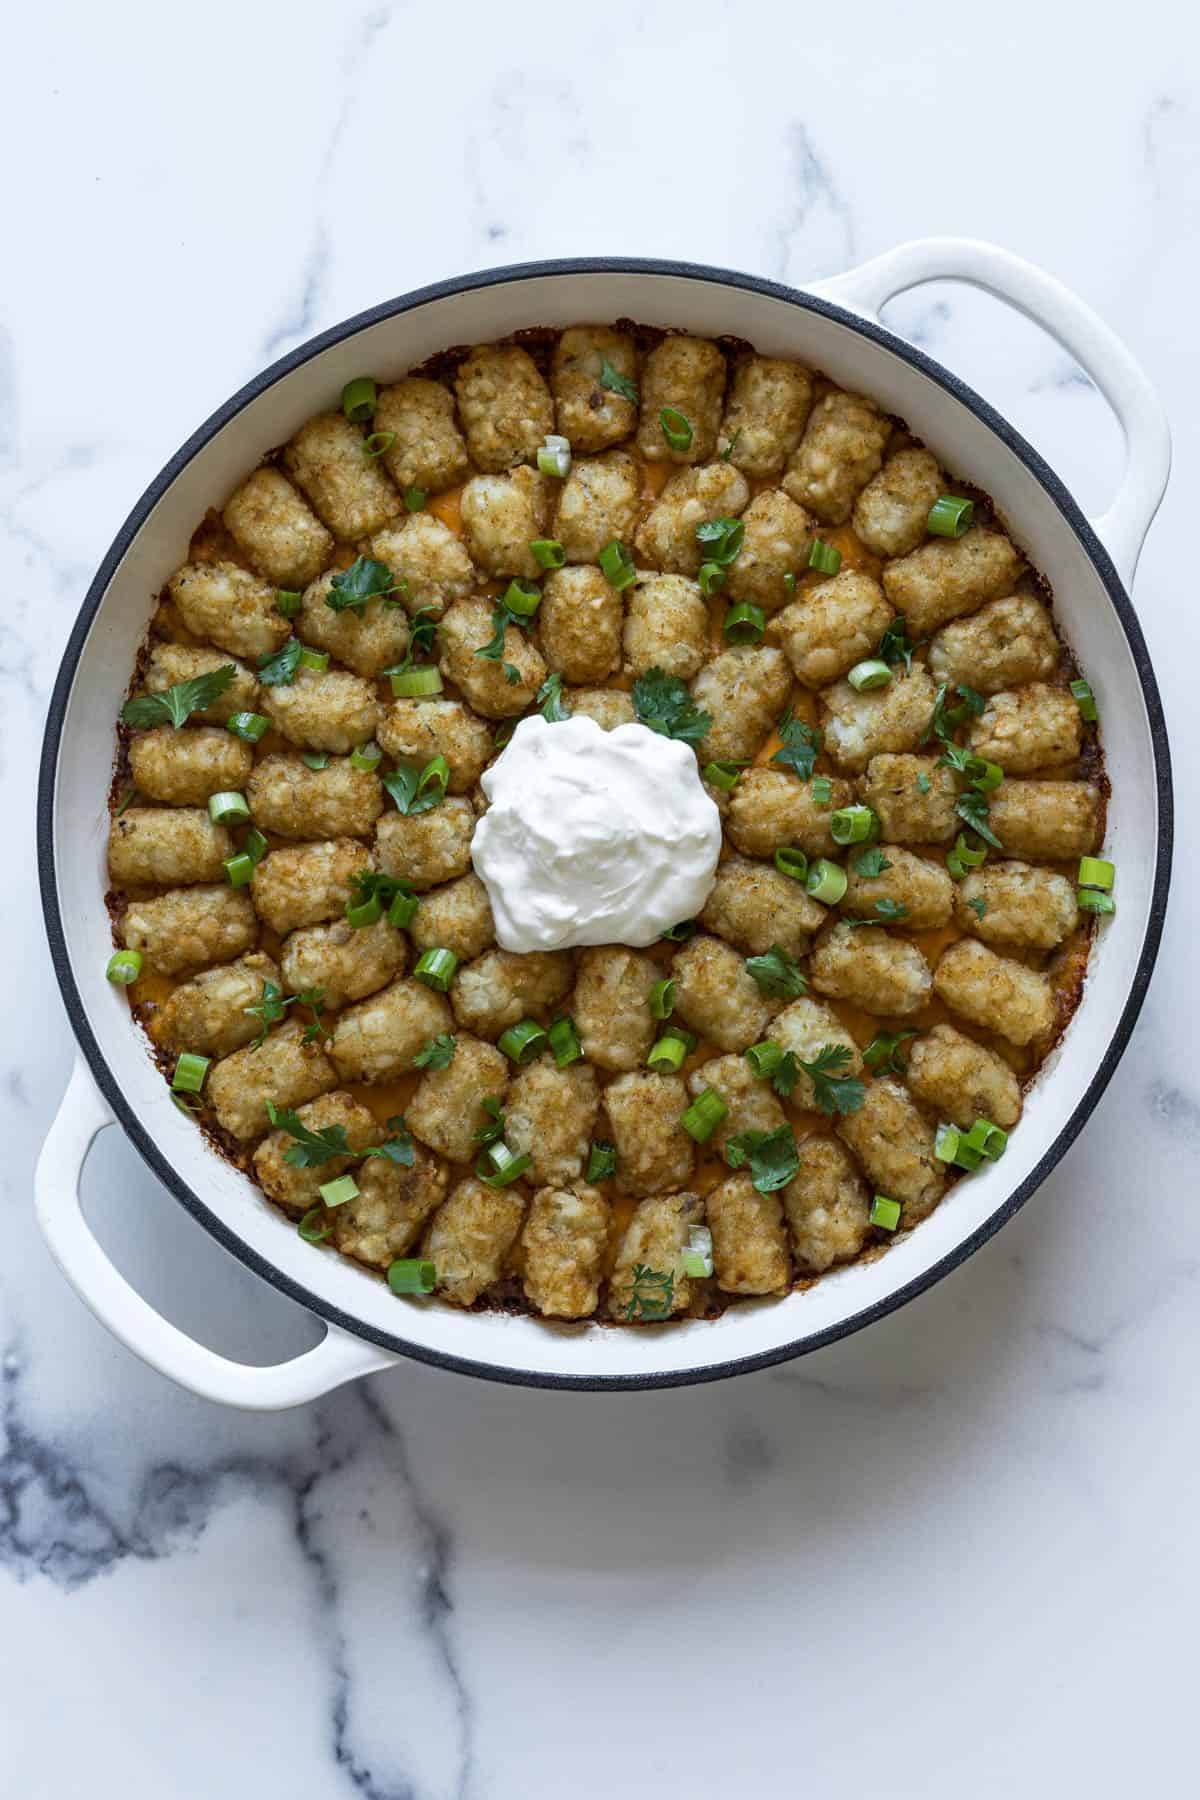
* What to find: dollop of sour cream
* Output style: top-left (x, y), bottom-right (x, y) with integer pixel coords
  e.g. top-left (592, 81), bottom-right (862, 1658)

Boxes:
top-left (472, 714), bottom-right (722, 952)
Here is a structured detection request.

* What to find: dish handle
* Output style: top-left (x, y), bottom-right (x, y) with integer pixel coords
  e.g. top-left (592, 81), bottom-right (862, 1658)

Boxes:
top-left (35, 1056), bottom-right (400, 1409)
top-left (809, 236), bottom-right (1171, 585)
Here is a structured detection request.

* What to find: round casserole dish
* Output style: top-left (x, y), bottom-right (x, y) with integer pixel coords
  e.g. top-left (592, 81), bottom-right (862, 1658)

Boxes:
top-left (36, 240), bottom-right (1173, 1407)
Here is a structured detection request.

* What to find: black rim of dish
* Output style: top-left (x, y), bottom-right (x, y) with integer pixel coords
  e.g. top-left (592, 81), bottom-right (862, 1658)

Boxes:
top-left (37, 256), bottom-right (1174, 1392)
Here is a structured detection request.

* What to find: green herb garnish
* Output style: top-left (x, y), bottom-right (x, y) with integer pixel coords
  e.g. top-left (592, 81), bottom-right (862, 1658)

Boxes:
top-left (794, 1044), bottom-right (865, 1117)
top-left (632, 667), bottom-right (711, 745)
top-left (257, 638), bottom-right (303, 687)
top-left (325, 556), bottom-right (399, 614)
top-left (744, 943), bottom-right (807, 998)
top-left (771, 710), bottom-right (821, 781)
top-left (537, 672), bottom-right (572, 722)
top-left (725, 1126), bottom-right (801, 1192)
top-left (413, 1033), bottom-right (457, 1070)
top-left (622, 1263), bottom-right (675, 1320)
top-left (121, 663), bottom-right (237, 729)
top-left (598, 355), bottom-right (638, 404)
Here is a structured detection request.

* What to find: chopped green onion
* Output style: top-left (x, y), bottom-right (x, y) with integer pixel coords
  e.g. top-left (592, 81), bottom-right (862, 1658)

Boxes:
top-left (223, 852), bottom-right (256, 887)
top-left (208, 790), bottom-right (250, 827)
top-left (387, 889), bottom-right (419, 929)
top-left (723, 602), bottom-right (765, 644)
top-left (647, 1033), bottom-right (688, 1073)
top-left (810, 777), bottom-right (833, 806)
top-left (548, 1016), bottom-right (583, 1067)
top-left (413, 948), bottom-right (458, 992)
top-left (1077, 888), bottom-right (1116, 915)
top-left (1070, 676), bottom-right (1098, 723)
top-left (927, 495), bottom-right (974, 537)
top-left (530, 538), bottom-right (566, 570)
top-left (501, 578), bottom-right (542, 618)
top-left (702, 760), bottom-right (743, 791)
top-left (319, 1174), bottom-right (360, 1208)
top-left (969, 757), bottom-right (1003, 793)
top-left (341, 377), bottom-right (377, 423)
top-left (830, 805), bottom-right (879, 846)
top-left (847, 659), bottom-right (892, 692)
top-left (302, 752), bottom-right (329, 771)
top-left (346, 895), bottom-right (383, 929)
top-left (172, 1052), bottom-right (210, 1095)
top-left (298, 1206), bottom-right (332, 1243)
top-left (298, 648), bottom-right (329, 673)
top-left (745, 1040), bottom-right (784, 1080)
top-left (494, 721), bottom-right (515, 750)
top-left (696, 517), bottom-right (744, 563)
top-left (963, 1118), bottom-right (1008, 1160)
top-left (650, 978), bottom-right (676, 1020)
top-left (955, 831), bottom-right (987, 868)
top-left (698, 562), bottom-right (726, 597)
top-left (276, 589), bottom-right (302, 617)
top-left (226, 711), bottom-right (271, 744)
top-left (660, 407), bottom-right (693, 451)
top-left (243, 826), bottom-right (269, 866)
top-left (681, 1225), bottom-right (714, 1279)
top-left (586, 1141), bottom-right (617, 1182)
top-left (808, 539), bottom-right (842, 575)
top-left (387, 1258), bottom-right (436, 1294)
top-left (599, 540), bottom-right (636, 590)
top-left (416, 755), bottom-right (449, 808)
top-left (681, 1087), bottom-right (729, 1143)
top-left (350, 741), bottom-right (382, 772)
top-left (364, 431), bottom-right (397, 458)
top-left (1078, 856), bottom-right (1115, 891)
top-left (934, 1122), bottom-right (983, 1170)
top-left (869, 1195), bottom-right (901, 1231)
top-left (863, 1030), bottom-right (918, 1074)
top-left (403, 486), bottom-right (427, 512)
top-left (390, 665), bottom-right (443, 698)
top-left (476, 1141), bottom-right (532, 1187)
top-left (806, 859), bottom-right (848, 904)
top-left (498, 1019), bottom-right (548, 1065)
top-left (106, 949), bottom-right (142, 985)
top-left (537, 434), bottom-right (571, 478)
top-left (774, 847), bottom-right (809, 882)
top-left (659, 920), bottom-right (698, 943)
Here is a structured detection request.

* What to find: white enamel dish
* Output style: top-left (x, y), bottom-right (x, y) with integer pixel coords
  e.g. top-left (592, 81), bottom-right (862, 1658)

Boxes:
top-left (36, 239), bottom-right (1172, 1408)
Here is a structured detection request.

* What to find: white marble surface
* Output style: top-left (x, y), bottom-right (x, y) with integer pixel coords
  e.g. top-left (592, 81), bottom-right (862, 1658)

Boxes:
top-left (2, 1), bottom-right (1196, 1792)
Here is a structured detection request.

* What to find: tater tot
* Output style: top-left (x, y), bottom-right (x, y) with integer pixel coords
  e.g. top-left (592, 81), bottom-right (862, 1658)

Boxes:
top-left (330, 977), bottom-right (453, 1084)
top-left (252, 1091), bottom-right (379, 1212)
top-left (699, 856), bottom-right (826, 957)
top-left (634, 463), bottom-right (750, 574)
top-left (954, 859), bottom-right (1078, 951)
top-left (376, 699), bottom-right (492, 794)
top-left (166, 561), bottom-right (289, 662)
top-left (772, 570), bottom-right (893, 688)
top-left (905, 1023), bottom-right (1023, 1131)
top-left (842, 845), bottom-right (954, 930)
top-left (409, 872), bottom-right (496, 963)
top-left (333, 1146), bottom-right (450, 1270)
top-left (623, 574), bottom-right (709, 680)
top-left (881, 527), bottom-right (1025, 636)
top-left (783, 1136), bottom-right (871, 1274)
top-left (537, 564), bottom-right (622, 683)
top-left (933, 938), bottom-right (1055, 1047)
top-left (144, 645), bottom-right (259, 724)
top-left (120, 886), bottom-right (257, 977)
top-left (553, 450), bottom-right (641, 564)
top-left (928, 593), bottom-right (1059, 694)
top-left (282, 412), bottom-right (401, 540)
top-left (376, 798), bottom-right (475, 890)
top-left (208, 1018), bottom-right (338, 1142)
top-left (261, 667), bottom-right (379, 755)
top-left (521, 1182), bottom-right (611, 1319)
top-left (127, 727), bottom-right (253, 806)
top-left (406, 1033), bottom-right (508, 1163)
top-left (221, 466), bottom-right (333, 589)
top-left (609, 1191), bottom-right (705, 1321)
top-left (246, 754), bottom-right (382, 839)
top-left (782, 389), bottom-right (892, 524)
top-left (859, 754), bottom-right (959, 844)
top-left (718, 355), bottom-right (814, 477)
top-left (460, 466), bottom-right (552, 580)
top-left (295, 574), bottom-right (410, 679)
top-left (820, 666), bottom-right (938, 772)
top-left (437, 599), bottom-right (547, 719)
top-left (707, 1172), bottom-right (792, 1296)
top-left (726, 768), bottom-right (853, 859)
top-left (687, 1052), bottom-right (786, 1157)
top-left (250, 838), bottom-right (365, 934)
top-left (108, 807), bottom-right (232, 887)
top-left (566, 687), bottom-right (635, 731)
top-left (454, 344), bottom-right (554, 472)
top-left (505, 1056), bottom-right (600, 1186)
top-left (604, 1072), bottom-right (695, 1196)
top-left (772, 996), bottom-right (862, 1112)
top-left (280, 916), bottom-right (407, 1009)
top-left (424, 1176), bottom-right (527, 1307)
top-left (366, 515), bottom-right (476, 618)
top-left (572, 947), bottom-right (660, 1071)
top-left (851, 448), bottom-right (942, 558)
top-left (153, 950), bottom-right (280, 1059)
top-left (968, 682), bottom-right (1082, 773)
top-left (450, 949), bottom-right (573, 1040)
top-left (725, 490), bottom-right (814, 613)
top-left (671, 933), bottom-right (775, 1053)
top-left (372, 377), bottom-right (469, 495)
top-left (692, 645), bottom-right (792, 764)
top-left (551, 326), bottom-right (638, 452)
top-left (988, 781), bottom-right (1101, 860)
top-left (636, 336), bottom-right (726, 465)
top-left (836, 1078), bottom-right (946, 1224)
top-left (809, 918), bottom-right (932, 1018)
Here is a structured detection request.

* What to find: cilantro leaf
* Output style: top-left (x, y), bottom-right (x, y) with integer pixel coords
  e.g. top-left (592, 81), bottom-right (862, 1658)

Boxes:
top-left (121, 663), bottom-right (237, 729)
top-left (265, 1101), bottom-right (351, 1168)
top-left (245, 979), bottom-right (290, 1050)
top-left (632, 667), bottom-right (711, 745)
top-left (257, 638), bottom-right (303, 687)
top-left (537, 672), bottom-right (571, 722)
top-left (916, 771), bottom-right (932, 794)
top-left (598, 355), bottom-right (638, 405)
top-left (721, 429), bottom-right (741, 463)
top-left (473, 1097), bottom-right (506, 1147)
top-left (923, 681), bottom-right (986, 745)
top-left (725, 1126), bottom-right (800, 1193)
top-left (967, 897), bottom-right (988, 920)
top-left (771, 709), bottom-right (821, 781)
top-left (770, 1051), bottom-right (801, 1099)
top-left (360, 1116), bottom-right (415, 1167)
top-left (413, 1033), bottom-right (457, 1070)
top-left (878, 616), bottom-right (920, 673)
top-left (295, 988), bottom-right (330, 1044)
top-left (381, 604), bottom-right (439, 683)
top-left (348, 868), bottom-right (414, 911)
top-left (956, 790), bottom-right (1002, 850)
top-left (325, 556), bottom-right (398, 614)
top-left (660, 920), bottom-right (698, 943)
top-left (794, 1044), bottom-right (865, 1117)
top-left (873, 898), bottom-right (909, 923)
top-left (622, 1263), bottom-right (675, 1320)
top-left (852, 846), bottom-right (892, 878)
top-left (744, 944), bottom-right (807, 998)
top-left (475, 587), bottom-right (540, 669)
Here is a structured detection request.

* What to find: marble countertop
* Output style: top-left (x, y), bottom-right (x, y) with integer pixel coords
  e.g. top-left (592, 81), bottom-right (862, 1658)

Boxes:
top-left (3, 1), bottom-right (1197, 1792)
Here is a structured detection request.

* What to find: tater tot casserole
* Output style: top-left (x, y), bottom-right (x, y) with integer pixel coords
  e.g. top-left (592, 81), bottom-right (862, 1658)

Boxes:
top-left (103, 321), bottom-right (1113, 1328)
